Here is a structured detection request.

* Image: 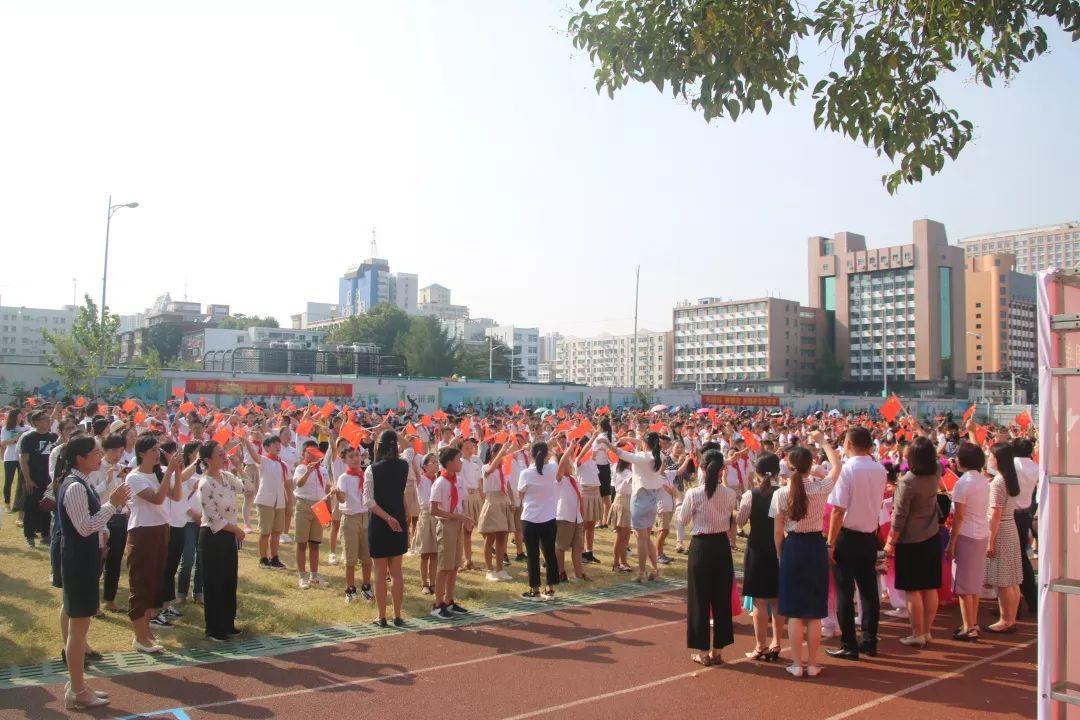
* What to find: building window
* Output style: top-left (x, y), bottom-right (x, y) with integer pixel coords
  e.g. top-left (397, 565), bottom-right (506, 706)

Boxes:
top-left (939, 267), bottom-right (953, 375)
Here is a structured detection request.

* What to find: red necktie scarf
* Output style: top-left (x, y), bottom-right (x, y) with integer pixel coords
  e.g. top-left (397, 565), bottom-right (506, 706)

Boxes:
top-left (441, 470), bottom-right (458, 512)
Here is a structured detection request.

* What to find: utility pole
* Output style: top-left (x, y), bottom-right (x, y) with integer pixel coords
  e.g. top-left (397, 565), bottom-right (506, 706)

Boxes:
top-left (632, 265), bottom-right (640, 389)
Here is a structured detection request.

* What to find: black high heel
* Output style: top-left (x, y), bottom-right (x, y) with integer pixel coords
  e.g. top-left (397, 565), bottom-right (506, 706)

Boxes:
top-left (764, 646), bottom-right (781, 662)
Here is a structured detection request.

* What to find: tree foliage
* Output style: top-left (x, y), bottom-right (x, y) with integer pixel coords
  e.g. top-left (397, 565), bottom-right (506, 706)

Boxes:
top-left (41, 295), bottom-right (120, 396)
top-left (145, 324), bottom-right (184, 362)
top-left (217, 313), bottom-right (279, 330)
top-left (325, 303), bottom-right (412, 352)
top-left (569, 0), bottom-right (1079, 192)
top-left (397, 316), bottom-right (459, 377)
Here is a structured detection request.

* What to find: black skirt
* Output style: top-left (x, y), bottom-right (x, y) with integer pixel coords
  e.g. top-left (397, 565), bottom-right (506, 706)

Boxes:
top-left (741, 543), bottom-right (779, 599)
top-left (778, 532), bottom-right (828, 619)
top-left (895, 533), bottom-right (943, 591)
top-left (597, 464), bottom-right (613, 498)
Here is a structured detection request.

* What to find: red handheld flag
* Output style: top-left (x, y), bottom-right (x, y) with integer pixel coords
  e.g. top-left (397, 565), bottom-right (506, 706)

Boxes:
top-left (122, 398), bottom-right (137, 413)
top-left (311, 500), bottom-right (332, 527)
top-left (172, 387), bottom-right (186, 399)
top-left (962, 404), bottom-right (977, 425)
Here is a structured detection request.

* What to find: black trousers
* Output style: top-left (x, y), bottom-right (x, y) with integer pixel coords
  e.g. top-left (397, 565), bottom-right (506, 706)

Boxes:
top-left (832, 528), bottom-right (880, 650)
top-left (102, 515), bottom-right (128, 602)
top-left (23, 486), bottom-right (50, 541)
top-left (199, 527), bottom-right (238, 638)
top-left (1015, 508), bottom-right (1037, 612)
top-left (686, 533), bottom-right (734, 651)
top-left (160, 525), bottom-right (186, 606)
top-left (522, 519), bottom-right (559, 589)
top-left (3, 460), bottom-right (17, 507)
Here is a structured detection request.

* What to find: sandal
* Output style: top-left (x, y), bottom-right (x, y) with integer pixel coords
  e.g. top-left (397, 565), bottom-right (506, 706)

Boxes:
top-left (765, 646), bottom-right (782, 662)
top-left (691, 653), bottom-right (714, 667)
top-left (745, 647), bottom-right (768, 661)
top-left (981, 623), bottom-right (1017, 634)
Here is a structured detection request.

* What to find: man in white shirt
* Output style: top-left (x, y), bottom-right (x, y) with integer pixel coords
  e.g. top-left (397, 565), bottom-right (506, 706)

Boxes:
top-left (1012, 437), bottom-right (1038, 613)
top-left (826, 426), bottom-right (888, 660)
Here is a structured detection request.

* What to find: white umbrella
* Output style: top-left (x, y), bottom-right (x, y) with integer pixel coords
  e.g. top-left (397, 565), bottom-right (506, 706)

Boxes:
top-left (650, 404), bottom-right (668, 413)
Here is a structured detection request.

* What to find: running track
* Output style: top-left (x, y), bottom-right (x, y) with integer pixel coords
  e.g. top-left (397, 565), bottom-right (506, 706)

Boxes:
top-left (0, 589), bottom-right (1035, 719)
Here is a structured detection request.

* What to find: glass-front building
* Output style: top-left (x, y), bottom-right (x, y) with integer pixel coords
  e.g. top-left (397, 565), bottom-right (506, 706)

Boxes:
top-left (847, 269), bottom-right (916, 381)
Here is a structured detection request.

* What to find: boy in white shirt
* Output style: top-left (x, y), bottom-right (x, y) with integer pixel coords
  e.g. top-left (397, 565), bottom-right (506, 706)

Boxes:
top-left (334, 446), bottom-right (374, 603)
top-left (241, 433), bottom-right (292, 570)
top-left (293, 441), bottom-right (335, 589)
top-left (429, 447), bottom-right (474, 619)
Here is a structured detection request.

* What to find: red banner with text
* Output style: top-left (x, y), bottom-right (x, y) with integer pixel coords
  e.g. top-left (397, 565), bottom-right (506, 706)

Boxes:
top-left (700, 394), bottom-right (780, 408)
top-left (184, 379), bottom-right (352, 397)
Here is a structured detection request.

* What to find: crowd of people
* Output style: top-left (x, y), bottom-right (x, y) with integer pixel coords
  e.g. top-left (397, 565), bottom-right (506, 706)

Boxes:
top-left (0, 394), bottom-right (1038, 709)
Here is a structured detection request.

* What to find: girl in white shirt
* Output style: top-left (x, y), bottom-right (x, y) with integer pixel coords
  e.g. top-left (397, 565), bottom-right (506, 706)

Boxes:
top-left (325, 435), bottom-right (349, 566)
top-left (478, 441), bottom-right (517, 582)
top-left (608, 460), bottom-right (634, 572)
top-left (574, 436), bottom-right (603, 564)
top-left (516, 440), bottom-right (575, 601)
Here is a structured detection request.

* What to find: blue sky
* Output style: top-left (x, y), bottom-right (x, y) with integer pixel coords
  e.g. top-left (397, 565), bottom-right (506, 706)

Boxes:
top-left (1, 1), bottom-right (1077, 337)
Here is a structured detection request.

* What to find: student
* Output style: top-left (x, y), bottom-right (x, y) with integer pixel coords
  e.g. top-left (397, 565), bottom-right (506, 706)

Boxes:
top-left (90, 432), bottom-right (132, 613)
top-left (157, 442), bottom-right (198, 625)
top-left (55, 436), bottom-right (131, 709)
top-left (196, 440), bottom-right (246, 642)
top-left (678, 449), bottom-right (738, 666)
top-left (594, 417), bottom-right (614, 527)
top-left (771, 435), bottom-right (842, 678)
top-left (239, 417), bottom-right (261, 532)
top-left (609, 459), bottom-right (633, 572)
top-left (826, 426), bottom-right (888, 660)
top-left (363, 430), bottom-right (410, 627)
top-left (478, 441), bottom-right (515, 582)
top-left (946, 442), bottom-right (990, 641)
top-left (413, 452), bottom-right (440, 594)
top-left (459, 437), bottom-right (483, 571)
top-left (517, 440), bottom-right (573, 601)
top-left (18, 409), bottom-right (58, 548)
top-left (555, 442), bottom-right (588, 583)
top-left (325, 434), bottom-right (349, 566)
top-left (655, 447), bottom-right (680, 565)
top-left (429, 446), bottom-right (474, 618)
top-left (2, 407), bottom-right (29, 512)
top-left (335, 446), bottom-right (375, 603)
top-left (574, 436), bottom-right (603, 564)
top-left (509, 438), bottom-right (530, 561)
top-left (175, 443), bottom-right (204, 606)
top-left (400, 429), bottom-right (422, 552)
top-left (125, 435), bottom-right (181, 653)
top-left (242, 431), bottom-right (291, 570)
top-left (292, 441), bottom-right (335, 589)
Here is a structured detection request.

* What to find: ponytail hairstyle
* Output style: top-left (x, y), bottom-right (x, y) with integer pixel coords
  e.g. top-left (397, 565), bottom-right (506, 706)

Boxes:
top-left (616, 458), bottom-right (631, 474)
top-left (532, 441), bottom-right (549, 474)
top-left (484, 442), bottom-right (503, 465)
top-left (55, 435), bottom-right (98, 486)
top-left (701, 449), bottom-right (724, 499)
top-left (990, 442), bottom-right (1020, 497)
top-left (197, 441), bottom-right (220, 474)
top-left (785, 446), bottom-right (814, 523)
top-left (645, 431), bottom-right (662, 472)
top-left (599, 416), bottom-right (613, 443)
top-left (375, 429), bottom-right (399, 462)
top-left (134, 433), bottom-right (160, 469)
top-left (754, 452), bottom-right (781, 501)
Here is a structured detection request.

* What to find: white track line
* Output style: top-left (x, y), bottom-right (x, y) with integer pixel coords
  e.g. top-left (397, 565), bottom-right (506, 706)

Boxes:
top-left (113, 619), bottom-right (682, 718)
top-left (821, 638), bottom-right (1037, 720)
top-left (496, 636), bottom-right (1036, 720)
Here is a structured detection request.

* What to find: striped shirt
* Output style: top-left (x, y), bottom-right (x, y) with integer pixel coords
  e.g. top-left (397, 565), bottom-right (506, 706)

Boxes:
top-left (63, 470), bottom-right (117, 548)
top-left (769, 475), bottom-right (837, 533)
top-left (676, 483), bottom-right (738, 535)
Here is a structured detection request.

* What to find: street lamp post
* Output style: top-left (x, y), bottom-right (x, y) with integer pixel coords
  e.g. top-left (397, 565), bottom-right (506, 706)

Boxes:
top-left (101, 195), bottom-right (139, 384)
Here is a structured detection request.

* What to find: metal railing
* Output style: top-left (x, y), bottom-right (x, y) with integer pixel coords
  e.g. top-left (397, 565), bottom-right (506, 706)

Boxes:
top-left (201, 347), bottom-right (407, 377)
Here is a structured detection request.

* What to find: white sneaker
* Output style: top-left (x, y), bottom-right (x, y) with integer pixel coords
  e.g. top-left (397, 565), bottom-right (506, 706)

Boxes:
top-left (805, 665), bottom-right (823, 678)
top-left (497, 570), bottom-right (513, 581)
top-left (327, 553), bottom-right (338, 566)
top-left (485, 571), bottom-right (500, 582)
top-left (311, 575), bottom-right (330, 589)
top-left (280, 534), bottom-right (292, 544)
top-left (132, 639), bottom-right (163, 654)
top-left (299, 575), bottom-right (311, 590)
top-left (785, 664), bottom-right (804, 678)
top-left (899, 634), bottom-right (926, 647)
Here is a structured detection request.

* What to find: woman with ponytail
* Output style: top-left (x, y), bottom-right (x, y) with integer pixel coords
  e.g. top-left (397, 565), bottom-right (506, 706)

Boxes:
top-left (364, 429), bottom-right (410, 627)
top-left (736, 452), bottom-right (784, 662)
top-left (611, 430), bottom-right (666, 582)
top-left (516, 438), bottom-right (575, 601)
top-left (56, 435), bottom-right (131, 709)
top-left (676, 449), bottom-right (738, 666)
top-left (769, 432), bottom-right (841, 678)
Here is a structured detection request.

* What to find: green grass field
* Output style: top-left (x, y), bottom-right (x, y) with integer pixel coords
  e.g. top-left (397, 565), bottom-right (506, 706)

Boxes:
top-left (0, 509), bottom-right (731, 667)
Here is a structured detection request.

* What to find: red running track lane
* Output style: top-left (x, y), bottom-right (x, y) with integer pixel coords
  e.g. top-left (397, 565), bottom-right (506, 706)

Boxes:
top-left (0, 590), bottom-right (1035, 720)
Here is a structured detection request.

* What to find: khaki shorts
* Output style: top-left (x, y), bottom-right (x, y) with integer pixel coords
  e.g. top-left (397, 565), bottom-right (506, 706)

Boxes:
top-left (436, 518), bottom-right (464, 571)
top-left (294, 498), bottom-right (325, 544)
top-left (656, 510), bottom-right (674, 533)
top-left (556, 520), bottom-right (584, 553)
top-left (258, 504), bottom-right (286, 535)
top-left (342, 512), bottom-right (371, 566)
top-left (414, 510), bottom-right (438, 555)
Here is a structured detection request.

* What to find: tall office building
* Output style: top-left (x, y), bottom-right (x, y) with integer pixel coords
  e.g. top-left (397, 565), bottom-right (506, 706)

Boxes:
top-left (339, 258), bottom-right (390, 317)
top-left (807, 219), bottom-right (967, 383)
top-left (556, 330), bottom-right (672, 389)
top-left (964, 254), bottom-right (1037, 378)
top-left (672, 297), bottom-right (803, 391)
top-left (388, 273), bottom-right (418, 314)
top-left (418, 284), bottom-right (469, 321)
top-left (959, 221), bottom-right (1080, 275)
top-left (485, 325), bottom-right (539, 382)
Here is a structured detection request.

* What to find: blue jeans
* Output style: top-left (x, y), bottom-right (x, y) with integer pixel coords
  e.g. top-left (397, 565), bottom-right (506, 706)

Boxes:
top-left (177, 522), bottom-right (203, 597)
top-left (631, 488), bottom-right (660, 531)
